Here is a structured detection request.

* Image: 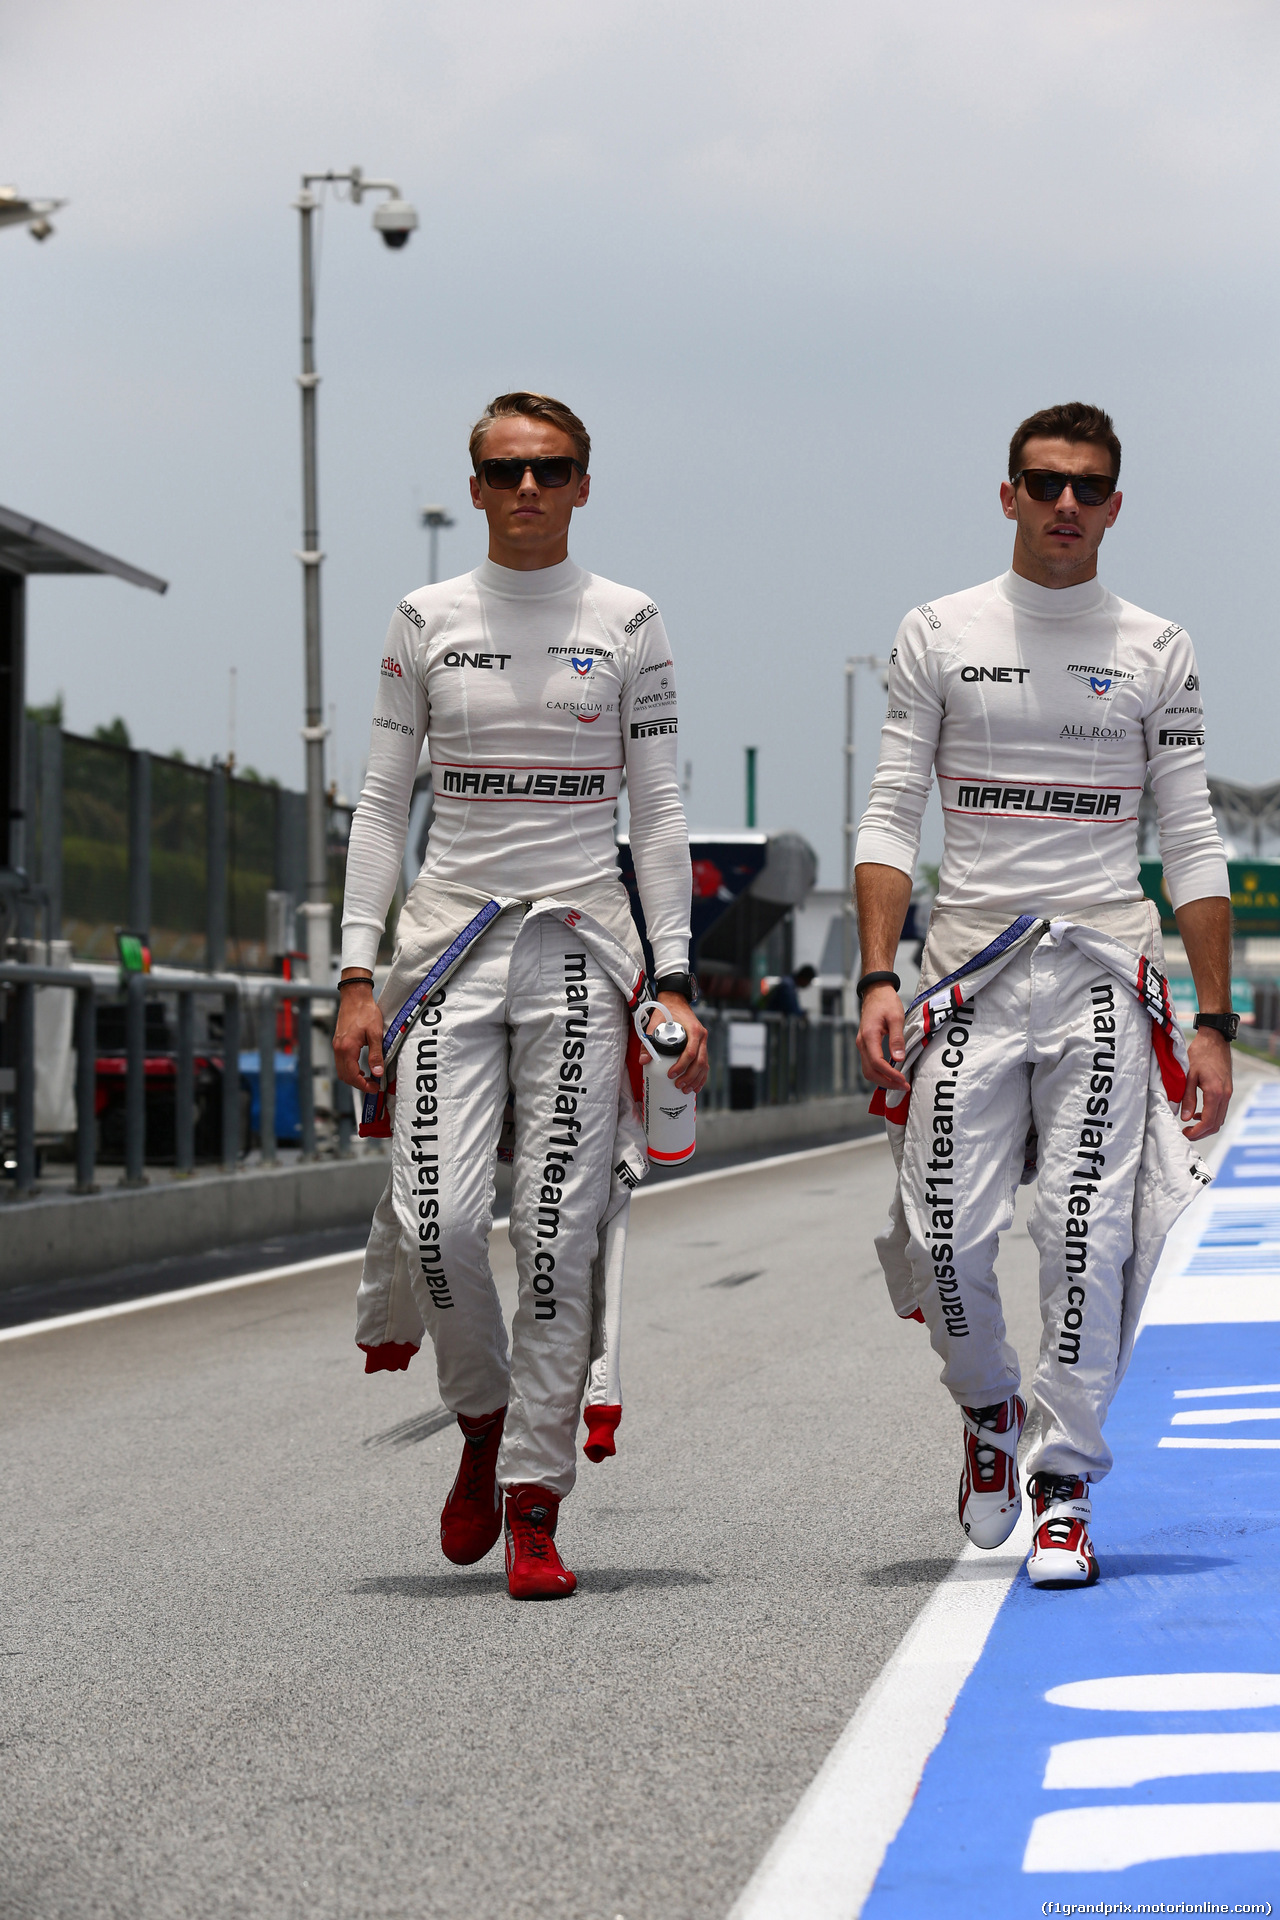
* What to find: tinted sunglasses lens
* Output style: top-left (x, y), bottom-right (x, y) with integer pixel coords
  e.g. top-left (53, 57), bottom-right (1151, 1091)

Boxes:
top-left (481, 459), bottom-right (526, 489)
top-left (531, 458), bottom-right (576, 487)
top-left (1020, 470), bottom-right (1065, 501)
top-left (1072, 476), bottom-right (1114, 505)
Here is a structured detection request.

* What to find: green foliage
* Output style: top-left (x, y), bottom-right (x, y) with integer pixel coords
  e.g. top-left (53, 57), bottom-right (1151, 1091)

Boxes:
top-left (26, 693), bottom-right (65, 726)
top-left (93, 716), bottom-right (131, 748)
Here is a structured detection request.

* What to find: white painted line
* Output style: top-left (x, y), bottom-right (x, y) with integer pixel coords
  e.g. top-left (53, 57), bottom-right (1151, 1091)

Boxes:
top-left (728, 1505), bottom-right (1032, 1920)
top-left (0, 1250), bottom-right (362, 1345)
top-left (1043, 1730), bottom-right (1280, 1790)
top-left (0, 1134), bottom-right (885, 1345)
top-left (1046, 1672), bottom-right (1280, 1713)
top-left (1023, 1801), bottom-right (1280, 1872)
top-left (1174, 1382), bottom-right (1280, 1397)
top-left (1159, 1437), bottom-right (1280, 1450)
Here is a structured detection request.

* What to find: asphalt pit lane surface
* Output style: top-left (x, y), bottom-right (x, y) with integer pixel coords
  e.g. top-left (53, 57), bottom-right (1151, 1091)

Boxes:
top-left (363, 1406), bottom-right (455, 1448)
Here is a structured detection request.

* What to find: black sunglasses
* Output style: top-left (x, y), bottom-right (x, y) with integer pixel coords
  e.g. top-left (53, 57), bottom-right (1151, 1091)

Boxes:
top-left (477, 456), bottom-right (585, 491)
top-left (1013, 468), bottom-right (1116, 506)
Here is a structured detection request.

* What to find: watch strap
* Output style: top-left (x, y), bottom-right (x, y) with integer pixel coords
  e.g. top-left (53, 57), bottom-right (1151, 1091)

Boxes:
top-left (653, 970), bottom-right (696, 1003)
top-left (1194, 1011), bottom-right (1239, 1041)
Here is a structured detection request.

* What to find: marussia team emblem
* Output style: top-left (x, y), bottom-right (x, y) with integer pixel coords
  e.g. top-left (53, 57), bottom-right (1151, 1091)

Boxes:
top-left (570, 655), bottom-right (594, 677)
top-left (1090, 677), bottom-right (1112, 695)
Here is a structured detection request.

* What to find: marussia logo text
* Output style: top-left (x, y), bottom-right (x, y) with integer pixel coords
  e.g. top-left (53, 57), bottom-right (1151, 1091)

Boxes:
top-left (954, 784), bottom-right (1125, 818)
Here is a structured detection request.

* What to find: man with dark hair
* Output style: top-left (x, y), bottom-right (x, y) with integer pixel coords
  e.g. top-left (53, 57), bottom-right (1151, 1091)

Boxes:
top-left (334, 391), bottom-right (706, 1601)
top-left (855, 402), bottom-right (1232, 1589)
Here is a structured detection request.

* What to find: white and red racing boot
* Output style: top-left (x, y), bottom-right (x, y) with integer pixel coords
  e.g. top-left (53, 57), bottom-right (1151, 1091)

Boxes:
top-left (440, 1406), bottom-right (506, 1566)
top-left (958, 1394), bottom-right (1026, 1548)
top-left (1026, 1473), bottom-right (1099, 1589)
top-left (504, 1484), bottom-right (577, 1600)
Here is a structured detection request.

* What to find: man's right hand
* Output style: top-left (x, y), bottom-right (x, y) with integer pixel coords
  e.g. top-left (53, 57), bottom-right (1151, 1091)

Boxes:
top-left (333, 976), bottom-right (386, 1094)
top-left (857, 983), bottom-right (909, 1092)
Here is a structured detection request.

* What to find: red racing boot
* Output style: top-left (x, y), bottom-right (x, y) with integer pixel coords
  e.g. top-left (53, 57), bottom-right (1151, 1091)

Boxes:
top-left (504, 1484), bottom-right (577, 1600)
top-left (958, 1394), bottom-right (1026, 1548)
top-left (439, 1406), bottom-right (506, 1566)
top-left (1027, 1473), bottom-right (1099, 1589)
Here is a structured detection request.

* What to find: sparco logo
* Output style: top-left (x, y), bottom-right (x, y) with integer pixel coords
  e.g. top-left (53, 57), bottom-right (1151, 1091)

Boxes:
top-left (917, 605), bottom-right (941, 630)
top-left (625, 603), bottom-right (658, 635)
top-left (1153, 623), bottom-right (1183, 652)
top-left (398, 599), bottom-right (425, 629)
top-left (955, 784), bottom-right (1124, 818)
top-left (630, 720), bottom-right (678, 738)
top-left (1158, 726), bottom-right (1205, 747)
top-left (443, 649), bottom-right (510, 670)
top-left (960, 665), bottom-right (1030, 684)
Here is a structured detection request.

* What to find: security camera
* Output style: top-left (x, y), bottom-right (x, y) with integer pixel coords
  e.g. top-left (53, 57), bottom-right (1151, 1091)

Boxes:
top-left (373, 198), bottom-right (417, 249)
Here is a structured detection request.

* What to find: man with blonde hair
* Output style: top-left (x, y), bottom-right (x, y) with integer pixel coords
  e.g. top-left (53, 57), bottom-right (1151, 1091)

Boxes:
top-left (335, 392), bottom-right (705, 1600)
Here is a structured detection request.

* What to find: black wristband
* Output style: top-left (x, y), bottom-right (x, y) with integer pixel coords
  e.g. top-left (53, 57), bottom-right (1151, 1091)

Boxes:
top-left (653, 970), bottom-right (696, 1004)
top-left (338, 975), bottom-right (375, 992)
top-left (856, 970), bottom-right (901, 1001)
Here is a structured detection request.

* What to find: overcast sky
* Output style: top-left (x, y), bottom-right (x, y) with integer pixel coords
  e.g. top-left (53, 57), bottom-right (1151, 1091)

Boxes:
top-left (5, 1), bottom-right (1279, 882)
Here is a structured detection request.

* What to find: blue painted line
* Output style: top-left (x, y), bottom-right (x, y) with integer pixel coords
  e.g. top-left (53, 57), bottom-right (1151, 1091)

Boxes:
top-left (862, 1088), bottom-right (1280, 1912)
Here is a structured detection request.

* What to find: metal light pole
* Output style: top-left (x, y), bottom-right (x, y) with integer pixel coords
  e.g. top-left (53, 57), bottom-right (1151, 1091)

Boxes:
top-left (745, 746), bottom-right (758, 829)
top-left (421, 506), bottom-right (455, 586)
top-left (843, 654), bottom-right (888, 1009)
top-left (293, 167), bottom-right (418, 982)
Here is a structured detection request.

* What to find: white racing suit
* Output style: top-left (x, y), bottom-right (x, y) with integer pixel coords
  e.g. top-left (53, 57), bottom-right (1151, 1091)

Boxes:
top-left (873, 900), bottom-right (1209, 1484)
top-left (354, 886), bottom-right (649, 1500)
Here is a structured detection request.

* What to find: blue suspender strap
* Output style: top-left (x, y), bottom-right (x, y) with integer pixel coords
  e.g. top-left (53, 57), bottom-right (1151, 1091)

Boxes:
top-left (906, 914), bottom-right (1044, 1016)
top-left (360, 898), bottom-right (504, 1129)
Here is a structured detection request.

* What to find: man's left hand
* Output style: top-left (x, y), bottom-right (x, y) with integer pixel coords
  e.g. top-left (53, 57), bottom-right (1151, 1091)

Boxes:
top-left (1181, 1029), bottom-right (1233, 1140)
top-left (649, 993), bottom-right (708, 1094)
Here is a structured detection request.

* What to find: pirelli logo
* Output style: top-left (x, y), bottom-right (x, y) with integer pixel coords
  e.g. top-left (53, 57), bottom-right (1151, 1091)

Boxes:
top-left (630, 720), bottom-right (677, 738)
top-left (435, 763), bottom-right (620, 803)
top-left (1158, 726), bottom-right (1204, 747)
top-left (952, 783), bottom-right (1127, 818)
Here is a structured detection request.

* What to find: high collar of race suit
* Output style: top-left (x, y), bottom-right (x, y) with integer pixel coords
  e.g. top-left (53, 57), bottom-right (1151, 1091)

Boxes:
top-left (998, 568), bottom-right (1108, 620)
top-left (474, 555), bottom-right (584, 599)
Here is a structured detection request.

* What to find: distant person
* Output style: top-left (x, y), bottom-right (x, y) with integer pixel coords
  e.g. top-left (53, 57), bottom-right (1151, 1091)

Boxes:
top-left (334, 392), bottom-right (705, 1600)
top-left (761, 964), bottom-right (816, 1017)
top-left (855, 401), bottom-right (1232, 1589)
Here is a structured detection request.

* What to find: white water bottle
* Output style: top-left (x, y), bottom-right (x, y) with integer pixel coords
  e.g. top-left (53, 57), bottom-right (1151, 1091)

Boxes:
top-left (633, 1001), bottom-right (696, 1164)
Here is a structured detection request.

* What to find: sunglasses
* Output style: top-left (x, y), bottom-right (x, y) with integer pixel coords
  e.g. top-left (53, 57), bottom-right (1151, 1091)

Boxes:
top-left (1013, 469), bottom-right (1116, 506)
top-left (477, 456), bottom-right (585, 490)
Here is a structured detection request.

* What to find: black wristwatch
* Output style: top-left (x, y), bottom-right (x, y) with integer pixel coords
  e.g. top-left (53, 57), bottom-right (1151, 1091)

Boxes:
top-left (1194, 1011), bottom-right (1240, 1042)
top-left (653, 970), bottom-right (696, 1004)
